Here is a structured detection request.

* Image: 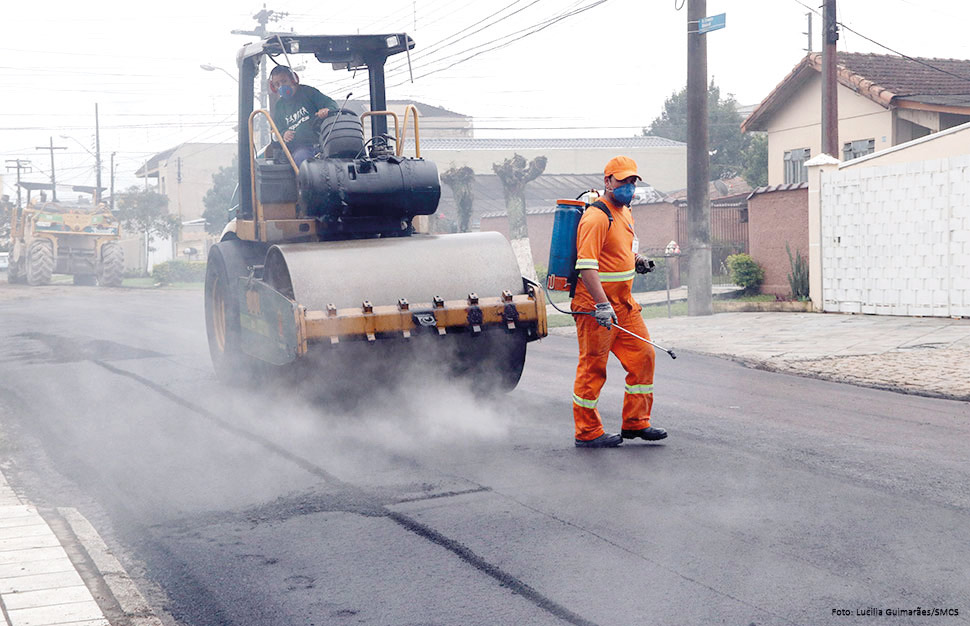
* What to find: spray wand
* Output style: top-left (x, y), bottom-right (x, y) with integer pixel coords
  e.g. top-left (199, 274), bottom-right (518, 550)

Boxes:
top-left (543, 284), bottom-right (677, 359)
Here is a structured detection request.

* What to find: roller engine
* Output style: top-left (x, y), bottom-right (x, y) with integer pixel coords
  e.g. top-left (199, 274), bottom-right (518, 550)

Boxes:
top-left (204, 34), bottom-right (547, 392)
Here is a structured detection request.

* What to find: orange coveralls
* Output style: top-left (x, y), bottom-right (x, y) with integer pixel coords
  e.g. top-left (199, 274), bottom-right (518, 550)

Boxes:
top-left (571, 196), bottom-right (656, 441)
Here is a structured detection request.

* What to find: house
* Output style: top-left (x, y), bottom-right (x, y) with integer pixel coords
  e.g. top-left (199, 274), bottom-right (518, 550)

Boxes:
top-left (742, 52), bottom-right (970, 186)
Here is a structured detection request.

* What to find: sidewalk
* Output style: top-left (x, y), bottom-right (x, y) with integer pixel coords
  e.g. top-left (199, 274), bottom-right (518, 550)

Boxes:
top-left (0, 472), bottom-right (109, 626)
top-left (550, 310), bottom-right (970, 402)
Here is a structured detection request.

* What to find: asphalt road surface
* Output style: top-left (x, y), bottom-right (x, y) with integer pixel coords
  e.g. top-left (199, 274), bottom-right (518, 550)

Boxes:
top-left (0, 285), bottom-right (968, 626)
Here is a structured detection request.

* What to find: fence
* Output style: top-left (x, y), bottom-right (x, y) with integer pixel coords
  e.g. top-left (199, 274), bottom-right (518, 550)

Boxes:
top-left (677, 201), bottom-right (749, 284)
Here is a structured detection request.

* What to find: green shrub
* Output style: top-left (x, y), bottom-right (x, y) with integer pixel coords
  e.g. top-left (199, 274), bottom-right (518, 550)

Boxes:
top-left (725, 253), bottom-right (764, 294)
top-left (786, 242), bottom-right (809, 300)
top-left (151, 260), bottom-right (206, 284)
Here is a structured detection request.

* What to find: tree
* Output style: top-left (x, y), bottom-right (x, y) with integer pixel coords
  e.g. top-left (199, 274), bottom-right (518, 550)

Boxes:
top-left (493, 153), bottom-right (547, 281)
top-left (439, 165), bottom-right (475, 233)
top-left (202, 157), bottom-right (239, 236)
top-left (644, 79), bottom-right (749, 181)
top-left (116, 186), bottom-right (178, 252)
top-left (741, 132), bottom-right (768, 189)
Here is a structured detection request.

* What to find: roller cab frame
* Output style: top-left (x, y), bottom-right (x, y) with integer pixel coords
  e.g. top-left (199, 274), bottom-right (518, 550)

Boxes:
top-left (205, 33), bottom-right (546, 385)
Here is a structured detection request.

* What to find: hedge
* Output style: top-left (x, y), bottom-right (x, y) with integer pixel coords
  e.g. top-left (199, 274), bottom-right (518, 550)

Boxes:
top-left (151, 260), bottom-right (206, 284)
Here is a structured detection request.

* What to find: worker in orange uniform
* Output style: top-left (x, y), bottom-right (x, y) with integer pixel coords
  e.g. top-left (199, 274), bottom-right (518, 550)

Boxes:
top-left (571, 156), bottom-right (667, 448)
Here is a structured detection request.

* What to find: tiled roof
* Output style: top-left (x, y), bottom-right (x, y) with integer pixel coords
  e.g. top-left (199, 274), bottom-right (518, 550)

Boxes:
top-left (665, 176), bottom-right (753, 200)
top-left (747, 182), bottom-right (808, 200)
top-left (386, 100), bottom-right (469, 118)
top-left (405, 136), bottom-right (685, 151)
top-left (836, 53), bottom-right (970, 97)
top-left (743, 52), bottom-right (970, 132)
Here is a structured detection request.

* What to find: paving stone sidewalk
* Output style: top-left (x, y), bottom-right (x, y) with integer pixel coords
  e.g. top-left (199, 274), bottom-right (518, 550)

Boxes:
top-left (0, 472), bottom-right (109, 626)
top-left (551, 311), bottom-right (970, 402)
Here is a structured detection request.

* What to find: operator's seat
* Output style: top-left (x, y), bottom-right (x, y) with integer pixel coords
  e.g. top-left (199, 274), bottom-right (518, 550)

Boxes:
top-left (318, 110), bottom-right (365, 159)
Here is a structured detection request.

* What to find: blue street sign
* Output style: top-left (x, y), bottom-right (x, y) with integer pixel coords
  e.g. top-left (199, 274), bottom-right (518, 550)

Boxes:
top-left (698, 13), bottom-right (726, 34)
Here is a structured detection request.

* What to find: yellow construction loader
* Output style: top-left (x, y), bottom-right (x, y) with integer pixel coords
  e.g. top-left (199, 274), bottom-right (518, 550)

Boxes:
top-left (8, 200), bottom-right (123, 286)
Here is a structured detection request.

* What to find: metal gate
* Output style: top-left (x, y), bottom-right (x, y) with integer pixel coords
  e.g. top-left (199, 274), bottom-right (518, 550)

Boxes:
top-left (677, 198), bottom-right (749, 284)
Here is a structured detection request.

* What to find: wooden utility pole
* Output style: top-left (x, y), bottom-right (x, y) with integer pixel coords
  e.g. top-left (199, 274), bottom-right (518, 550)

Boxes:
top-left (5, 159), bottom-right (31, 209)
top-left (231, 6), bottom-right (289, 147)
top-left (821, 0), bottom-right (839, 157)
top-left (94, 103), bottom-right (103, 204)
top-left (687, 0), bottom-right (712, 316)
top-left (110, 152), bottom-right (116, 212)
top-left (35, 138), bottom-right (67, 202)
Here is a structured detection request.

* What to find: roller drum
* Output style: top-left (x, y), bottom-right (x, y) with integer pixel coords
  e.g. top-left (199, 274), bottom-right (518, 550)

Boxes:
top-left (264, 231), bottom-right (525, 310)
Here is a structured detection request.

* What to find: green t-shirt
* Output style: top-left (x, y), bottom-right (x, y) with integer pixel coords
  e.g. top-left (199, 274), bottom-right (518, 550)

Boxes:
top-left (272, 85), bottom-right (338, 147)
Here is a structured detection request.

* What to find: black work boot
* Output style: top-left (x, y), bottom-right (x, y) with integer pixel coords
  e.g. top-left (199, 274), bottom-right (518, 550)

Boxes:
top-left (575, 433), bottom-right (623, 448)
top-left (621, 427), bottom-right (668, 441)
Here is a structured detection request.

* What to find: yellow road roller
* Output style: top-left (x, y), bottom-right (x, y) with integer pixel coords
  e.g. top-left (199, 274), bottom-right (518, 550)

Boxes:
top-left (204, 34), bottom-right (547, 392)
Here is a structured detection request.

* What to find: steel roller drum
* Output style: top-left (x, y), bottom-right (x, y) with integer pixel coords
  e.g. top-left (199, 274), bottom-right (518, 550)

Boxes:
top-left (264, 232), bottom-right (525, 311)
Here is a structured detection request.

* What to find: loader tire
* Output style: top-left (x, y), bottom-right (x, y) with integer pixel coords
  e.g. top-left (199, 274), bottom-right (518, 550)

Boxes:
top-left (205, 241), bottom-right (264, 383)
top-left (7, 259), bottom-right (24, 284)
top-left (26, 240), bottom-right (54, 286)
top-left (98, 242), bottom-right (124, 287)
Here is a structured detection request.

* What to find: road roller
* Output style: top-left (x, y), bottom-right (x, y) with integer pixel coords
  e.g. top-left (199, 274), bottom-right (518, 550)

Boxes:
top-left (204, 34), bottom-right (547, 392)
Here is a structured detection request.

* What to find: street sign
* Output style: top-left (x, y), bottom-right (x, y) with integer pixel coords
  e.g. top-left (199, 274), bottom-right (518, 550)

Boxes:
top-left (698, 13), bottom-right (726, 34)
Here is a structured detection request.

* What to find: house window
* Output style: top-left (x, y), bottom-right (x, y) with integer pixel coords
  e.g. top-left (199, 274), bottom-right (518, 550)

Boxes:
top-left (783, 148), bottom-right (810, 184)
top-left (843, 138), bottom-right (875, 161)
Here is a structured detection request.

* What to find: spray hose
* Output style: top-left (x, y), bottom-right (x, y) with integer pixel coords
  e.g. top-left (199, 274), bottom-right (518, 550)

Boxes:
top-left (542, 282), bottom-right (677, 360)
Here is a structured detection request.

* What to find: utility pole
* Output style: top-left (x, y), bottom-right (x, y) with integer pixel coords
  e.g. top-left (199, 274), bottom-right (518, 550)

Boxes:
top-left (5, 159), bottom-right (32, 209)
top-left (175, 157), bottom-right (183, 258)
top-left (687, 0), bottom-right (712, 316)
top-left (232, 5), bottom-right (289, 146)
top-left (804, 12), bottom-right (813, 53)
top-left (94, 103), bottom-right (103, 204)
top-left (821, 0), bottom-right (839, 157)
top-left (35, 138), bottom-right (67, 202)
top-left (110, 152), bottom-right (117, 212)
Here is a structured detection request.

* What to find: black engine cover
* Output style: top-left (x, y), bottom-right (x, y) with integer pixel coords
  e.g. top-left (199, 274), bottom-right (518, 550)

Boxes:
top-left (297, 156), bottom-right (441, 222)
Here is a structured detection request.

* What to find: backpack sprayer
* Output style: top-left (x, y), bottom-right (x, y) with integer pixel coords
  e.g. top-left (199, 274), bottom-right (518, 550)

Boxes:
top-left (544, 192), bottom-right (676, 360)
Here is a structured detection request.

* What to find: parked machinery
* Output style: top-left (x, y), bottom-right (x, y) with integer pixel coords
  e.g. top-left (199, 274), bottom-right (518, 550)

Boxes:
top-left (7, 200), bottom-right (124, 287)
top-left (204, 34), bottom-right (547, 392)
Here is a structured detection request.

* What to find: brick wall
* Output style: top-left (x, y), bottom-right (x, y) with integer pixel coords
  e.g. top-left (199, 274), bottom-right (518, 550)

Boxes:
top-left (748, 187), bottom-right (809, 297)
top-left (820, 154), bottom-right (970, 317)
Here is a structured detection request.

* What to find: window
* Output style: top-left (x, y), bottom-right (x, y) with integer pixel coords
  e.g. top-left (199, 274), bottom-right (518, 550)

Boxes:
top-left (783, 148), bottom-right (810, 184)
top-left (843, 138), bottom-right (875, 161)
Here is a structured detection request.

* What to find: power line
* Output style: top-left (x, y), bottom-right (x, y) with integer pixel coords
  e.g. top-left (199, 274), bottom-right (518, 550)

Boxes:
top-left (790, 0), bottom-right (970, 85)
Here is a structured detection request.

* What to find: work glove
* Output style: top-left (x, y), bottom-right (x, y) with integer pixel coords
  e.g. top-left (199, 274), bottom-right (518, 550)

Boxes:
top-left (593, 302), bottom-right (617, 329)
top-left (635, 254), bottom-right (656, 274)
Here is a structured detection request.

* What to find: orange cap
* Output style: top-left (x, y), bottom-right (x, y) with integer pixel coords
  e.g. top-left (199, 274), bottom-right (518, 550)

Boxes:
top-left (604, 155), bottom-right (642, 181)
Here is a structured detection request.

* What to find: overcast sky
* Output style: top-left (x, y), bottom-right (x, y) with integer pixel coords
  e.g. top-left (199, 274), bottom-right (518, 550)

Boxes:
top-left (3, 0), bottom-right (969, 201)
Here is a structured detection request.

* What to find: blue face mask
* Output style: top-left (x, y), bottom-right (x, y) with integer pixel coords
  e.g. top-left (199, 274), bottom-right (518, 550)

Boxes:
top-left (611, 183), bottom-right (636, 206)
top-left (278, 84), bottom-right (295, 99)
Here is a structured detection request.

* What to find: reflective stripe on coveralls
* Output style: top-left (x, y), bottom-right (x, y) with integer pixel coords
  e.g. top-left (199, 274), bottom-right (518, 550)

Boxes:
top-left (624, 384), bottom-right (654, 395)
top-left (598, 270), bottom-right (636, 282)
top-left (575, 258), bottom-right (599, 270)
top-left (572, 394), bottom-right (598, 409)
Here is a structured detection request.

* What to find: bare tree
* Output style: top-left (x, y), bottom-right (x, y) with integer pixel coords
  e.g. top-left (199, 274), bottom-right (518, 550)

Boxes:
top-left (493, 153), bottom-right (547, 281)
top-left (439, 165), bottom-right (475, 233)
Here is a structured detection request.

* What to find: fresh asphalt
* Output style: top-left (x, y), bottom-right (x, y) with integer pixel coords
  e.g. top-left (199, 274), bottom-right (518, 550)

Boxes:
top-left (0, 286), bottom-right (968, 625)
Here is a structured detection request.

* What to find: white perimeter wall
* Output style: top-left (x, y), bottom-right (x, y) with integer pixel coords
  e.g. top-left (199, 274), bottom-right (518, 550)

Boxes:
top-left (819, 153), bottom-right (970, 316)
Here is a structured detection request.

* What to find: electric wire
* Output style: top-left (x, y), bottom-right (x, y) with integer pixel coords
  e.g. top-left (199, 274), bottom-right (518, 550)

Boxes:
top-left (790, 0), bottom-right (970, 85)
